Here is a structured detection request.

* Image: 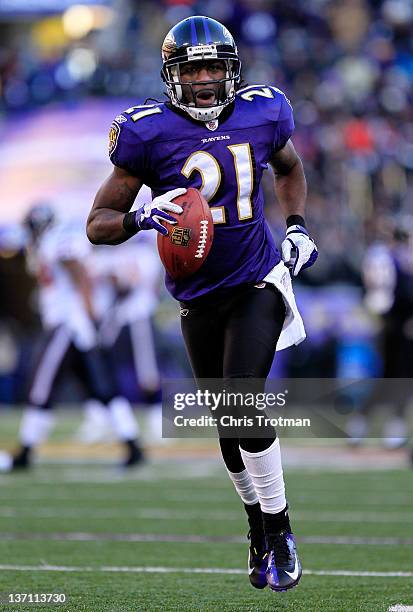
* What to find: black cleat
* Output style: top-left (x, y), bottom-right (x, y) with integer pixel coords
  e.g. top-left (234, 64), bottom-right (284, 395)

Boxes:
top-left (247, 529), bottom-right (268, 589)
top-left (10, 446), bottom-right (31, 471)
top-left (122, 442), bottom-right (145, 468)
top-left (266, 530), bottom-right (302, 591)
top-left (12, 454), bottom-right (30, 470)
top-left (244, 502), bottom-right (267, 588)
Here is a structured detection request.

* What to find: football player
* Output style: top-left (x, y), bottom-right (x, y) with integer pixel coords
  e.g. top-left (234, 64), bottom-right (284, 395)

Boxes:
top-left (4, 204), bottom-right (144, 471)
top-left (347, 219), bottom-right (413, 448)
top-left (87, 16), bottom-right (318, 591)
top-left (92, 232), bottom-right (164, 442)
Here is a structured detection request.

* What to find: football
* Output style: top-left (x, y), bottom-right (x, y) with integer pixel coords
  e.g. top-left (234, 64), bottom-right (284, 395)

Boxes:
top-left (157, 188), bottom-right (214, 280)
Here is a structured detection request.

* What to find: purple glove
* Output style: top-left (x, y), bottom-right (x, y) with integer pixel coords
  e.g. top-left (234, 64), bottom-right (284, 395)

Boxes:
top-left (135, 188), bottom-right (185, 236)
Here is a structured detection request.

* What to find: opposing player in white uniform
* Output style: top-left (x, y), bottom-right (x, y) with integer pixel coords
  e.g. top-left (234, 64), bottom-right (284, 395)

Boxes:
top-left (96, 233), bottom-right (164, 440)
top-left (3, 204), bottom-right (144, 470)
top-left (75, 184), bottom-right (164, 443)
top-left (347, 230), bottom-right (413, 448)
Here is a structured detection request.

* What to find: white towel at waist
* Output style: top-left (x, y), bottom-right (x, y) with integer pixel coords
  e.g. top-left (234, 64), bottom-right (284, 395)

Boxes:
top-left (263, 261), bottom-right (306, 351)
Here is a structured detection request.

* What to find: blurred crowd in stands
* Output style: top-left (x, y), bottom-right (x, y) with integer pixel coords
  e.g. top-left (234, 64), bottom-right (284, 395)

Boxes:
top-left (0, 1), bottom-right (412, 422)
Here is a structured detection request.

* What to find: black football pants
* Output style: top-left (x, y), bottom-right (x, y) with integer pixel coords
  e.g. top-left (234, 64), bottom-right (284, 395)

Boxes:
top-left (27, 325), bottom-right (118, 409)
top-left (180, 283), bottom-right (286, 473)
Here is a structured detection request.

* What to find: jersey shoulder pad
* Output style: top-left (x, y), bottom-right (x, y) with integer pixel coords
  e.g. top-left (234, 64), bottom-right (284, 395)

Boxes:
top-left (109, 103), bottom-right (166, 171)
top-left (236, 85), bottom-right (292, 123)
top-left (237, 85), bottom-right (294, 150)
top-left (110, 103), bottom-right (166, 148)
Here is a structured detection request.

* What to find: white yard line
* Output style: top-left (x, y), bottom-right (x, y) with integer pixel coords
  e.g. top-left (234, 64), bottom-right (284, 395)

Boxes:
top-left (0, 507), bottom-right (412, 523)
top-left (0, 463), bottom-right (223, 485)
top-left (1, 490), bottom-right (411, 506)
top-left (0, 564), bottom-right (411, 578)
top-left (0, 532), bottom-right (412, 546)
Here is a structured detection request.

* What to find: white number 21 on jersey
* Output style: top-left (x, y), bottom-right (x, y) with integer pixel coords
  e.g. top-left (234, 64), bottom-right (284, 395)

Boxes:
top-left (124, 105), bottom-right (255, 225)
top-left (181, 144), bottom-right (254, 224)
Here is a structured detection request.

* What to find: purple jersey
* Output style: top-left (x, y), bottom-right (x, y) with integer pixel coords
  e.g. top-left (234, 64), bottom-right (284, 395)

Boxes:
top-left (109, 85), bottom-right (294, 302)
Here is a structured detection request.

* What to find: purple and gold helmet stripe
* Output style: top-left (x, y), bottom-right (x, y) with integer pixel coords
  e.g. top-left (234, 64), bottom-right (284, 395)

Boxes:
top-left (203, 17), bottom-right (212, 44)
top-left (190, 18), bottom-right (198, 45)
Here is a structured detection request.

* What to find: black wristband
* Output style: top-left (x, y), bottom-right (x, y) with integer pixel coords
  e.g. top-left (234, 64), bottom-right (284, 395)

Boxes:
top-left (286, 215), bottom-right (306, 228)
top-left (123, 211), bottom-right (139, 235)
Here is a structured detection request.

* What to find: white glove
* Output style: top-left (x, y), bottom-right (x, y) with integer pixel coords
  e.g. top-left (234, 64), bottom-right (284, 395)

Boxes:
top-left (136, 188), bottom-right (186, 235)
top-left (281, 224), bottom-right (318, 276)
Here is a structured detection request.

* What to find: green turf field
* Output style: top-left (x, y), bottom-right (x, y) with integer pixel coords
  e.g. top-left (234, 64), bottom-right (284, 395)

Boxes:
top-left (0, 412), bottom-right (412, 611)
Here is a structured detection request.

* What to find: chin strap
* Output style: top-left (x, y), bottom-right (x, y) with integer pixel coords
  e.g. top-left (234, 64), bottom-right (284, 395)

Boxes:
top-left (186, 104), bottom-right (226, 122)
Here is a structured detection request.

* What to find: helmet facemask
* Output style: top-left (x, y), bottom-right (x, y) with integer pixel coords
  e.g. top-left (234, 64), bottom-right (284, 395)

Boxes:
top-left (162, 52), bottom-right (241, 122)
